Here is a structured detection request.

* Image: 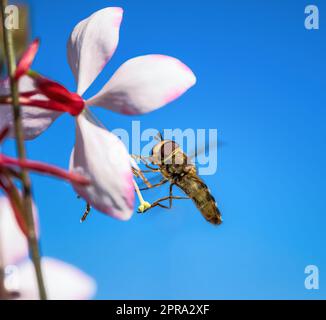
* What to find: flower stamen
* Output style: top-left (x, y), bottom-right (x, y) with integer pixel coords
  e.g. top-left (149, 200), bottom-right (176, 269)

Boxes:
top-left (133, 180), bottom-right (151, 213)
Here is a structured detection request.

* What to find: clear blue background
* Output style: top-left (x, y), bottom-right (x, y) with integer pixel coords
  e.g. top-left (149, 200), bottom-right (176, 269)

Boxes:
top-left (3, 0), bottom-right (326, 299)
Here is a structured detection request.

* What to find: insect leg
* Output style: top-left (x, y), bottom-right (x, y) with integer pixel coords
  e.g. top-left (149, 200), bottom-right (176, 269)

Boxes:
top-left (144, 164), bottom-right (160, 171)
top-left (165, 184), bottom-right (186, 209)
top-left (132, 167), bottom-right (153, 188)
top-left (147, 195), bottom-right (190, 211)
top-left (169, 183), bottom-right (174, 208)
top-left (140, 184), bottom-right (190, 213)
top-left (80, 202), bottom-right (91, 223)
top-left (131, 154), bottom-right (159, 171)
top-left (139, 179), bottom-right (168, 191)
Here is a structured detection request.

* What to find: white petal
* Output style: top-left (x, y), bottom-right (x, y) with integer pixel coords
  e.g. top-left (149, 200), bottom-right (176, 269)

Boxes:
top-left (69, 113), bottom-right (134, 220)
top-left (0, 197), bottom-right (38, 266)
top-left (9, 257), bottom-right (96, 300)
top-left (0, 78), bottom-right (10, 95)
top-left (86, 55), bottom-right (196, 114)
top-left (130, 156), bottom-right (140, 171)
top-left (0, 106), bottom-right (61, 140)
top-left (0, 76), bottom-right (61, 140)
top-left (67, 7), bottom-right (123, 96)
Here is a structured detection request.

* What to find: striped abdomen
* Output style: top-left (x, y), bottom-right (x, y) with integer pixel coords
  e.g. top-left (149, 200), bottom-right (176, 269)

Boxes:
top-left (176, 175), bottom-right (222, 225)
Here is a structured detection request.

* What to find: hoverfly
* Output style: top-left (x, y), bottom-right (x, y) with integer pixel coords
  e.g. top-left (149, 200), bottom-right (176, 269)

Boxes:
top-left (132, 133), bottom-right (222, 225)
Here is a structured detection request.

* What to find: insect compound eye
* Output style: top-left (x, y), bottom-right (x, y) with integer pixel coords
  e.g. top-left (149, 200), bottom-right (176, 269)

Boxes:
top-left (160, 141), bottom-right (180, 164)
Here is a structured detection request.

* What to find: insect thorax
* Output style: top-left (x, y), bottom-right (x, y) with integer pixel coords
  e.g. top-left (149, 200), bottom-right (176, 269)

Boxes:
top-left (160, 162), bottom-right (197, 181)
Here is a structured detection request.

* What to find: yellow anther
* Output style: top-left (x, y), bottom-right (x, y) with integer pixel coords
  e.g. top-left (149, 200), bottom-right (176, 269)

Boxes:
top-left (133, 180), bottom-right (151, 213)
top-left (137, 201), bottom-right (151, 213)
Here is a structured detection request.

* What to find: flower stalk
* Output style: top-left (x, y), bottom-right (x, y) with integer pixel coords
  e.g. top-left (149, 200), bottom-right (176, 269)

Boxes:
top-left (0, 0), bottom-right (47, 299)
top-left (0, 245), bottom-right (7, 299)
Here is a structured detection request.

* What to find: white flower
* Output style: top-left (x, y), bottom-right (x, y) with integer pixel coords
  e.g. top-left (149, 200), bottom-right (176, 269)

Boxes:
top-left (0, 197), bottom-right (38, 266)
top-left (11, 257), bottom-right (96, 300)
top-left (0, 197), bottom-right (96, 300)
top-left (0, 7), bottom-right (196, 220)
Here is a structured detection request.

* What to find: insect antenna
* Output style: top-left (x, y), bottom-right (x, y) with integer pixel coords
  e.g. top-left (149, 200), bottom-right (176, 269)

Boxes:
top-left (154, 131), bottom-right (163, 141)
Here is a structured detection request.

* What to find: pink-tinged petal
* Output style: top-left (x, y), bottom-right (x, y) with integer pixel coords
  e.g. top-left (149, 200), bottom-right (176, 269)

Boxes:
top-left (69, 113), bottom-right (134, 220)
top-left (0, 197), bottom-right (38, 266)
top-left (86, 55), bottom-right (197, 114)
top-left (14, 39), bottom-right (40, 80)
top-left (0, 105), bottom-right (61, 140)
top-left (0, 77), bottom-right (9, 94)
top-left (67, 7), bottom-right (123, 96)
top-left (0, 76), bottom-right (61, 140)
top-left (10, 257), bottom-right (96, 300)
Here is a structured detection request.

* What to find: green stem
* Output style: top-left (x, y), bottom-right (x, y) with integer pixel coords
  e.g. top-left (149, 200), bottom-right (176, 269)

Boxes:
top-left (0, 0), bottom-right (47, 300)
top-left (0, 236), bottom-right (10, 299)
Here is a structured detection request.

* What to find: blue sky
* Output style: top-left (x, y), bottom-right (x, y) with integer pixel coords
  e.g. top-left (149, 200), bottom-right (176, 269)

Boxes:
top-left (3, 0), bottom-right (326, 299)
